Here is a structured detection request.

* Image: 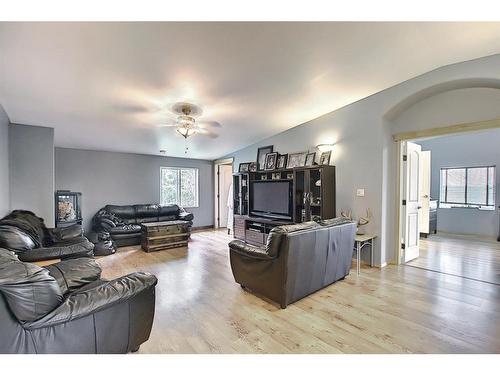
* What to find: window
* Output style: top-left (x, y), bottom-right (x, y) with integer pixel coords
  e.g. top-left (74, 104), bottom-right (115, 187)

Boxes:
top-left (440, 166), bottom-right (495, 210)
top-left (160, 167), bottom-right (199, 207)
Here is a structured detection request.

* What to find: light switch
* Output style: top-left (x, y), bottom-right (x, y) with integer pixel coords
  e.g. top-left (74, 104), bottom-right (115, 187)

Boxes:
top-left (356, 189), bottom-right (365, 197)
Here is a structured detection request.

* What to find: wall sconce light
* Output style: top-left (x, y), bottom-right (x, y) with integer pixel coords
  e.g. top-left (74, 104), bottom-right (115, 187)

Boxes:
top-left (316, 143), bottom-right (335, 152)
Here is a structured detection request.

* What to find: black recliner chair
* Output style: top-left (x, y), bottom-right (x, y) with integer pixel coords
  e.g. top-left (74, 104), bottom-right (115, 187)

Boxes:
top-left (0, 210), bottom-right (94, 262)
top-left (0, 249), bottom-right (157, 353)
top-left (92, 204), bottom-right (194, 247)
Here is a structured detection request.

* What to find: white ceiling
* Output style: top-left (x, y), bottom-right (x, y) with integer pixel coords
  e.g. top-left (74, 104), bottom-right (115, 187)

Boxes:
top-left (1, 22), bottom-right (500, 160)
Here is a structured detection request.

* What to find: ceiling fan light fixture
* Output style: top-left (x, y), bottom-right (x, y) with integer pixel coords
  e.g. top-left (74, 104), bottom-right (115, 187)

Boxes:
top-left (176, 115), bottom-right (195, 127)
top-left (176, 125), bottom-right (197, 139)
top-left (162, 102), bottom-right (218, 140)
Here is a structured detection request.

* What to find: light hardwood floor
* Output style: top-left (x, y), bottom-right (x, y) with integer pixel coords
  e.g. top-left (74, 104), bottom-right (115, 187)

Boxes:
top-left (96, 229), bottom-right (500, 354)
top-left (408, 233), bottom-right (500, 285)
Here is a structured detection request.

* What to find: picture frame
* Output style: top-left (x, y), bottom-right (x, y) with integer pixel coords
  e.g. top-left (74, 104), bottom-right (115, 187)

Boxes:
top-left (305, 152), bottom-right (316, 167)
top-left (264, 152), bottom-right (278, 170)
top-left (276, 153), bottom-right (288, 169)
top-left (256, 145), bottom-right (273, 171)
top-left (248, 162), bottom-right (257, 172)
top-left (319, 151), bottom-right (332, 165)
top-left (238, 162), bottom-right (251, 173)
top-left (286, 152), bottom-right (307, 169)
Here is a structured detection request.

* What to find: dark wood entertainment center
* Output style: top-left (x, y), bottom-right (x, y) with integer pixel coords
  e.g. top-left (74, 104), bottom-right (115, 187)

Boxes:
top-left (233, 165), bottom-right (336, 246)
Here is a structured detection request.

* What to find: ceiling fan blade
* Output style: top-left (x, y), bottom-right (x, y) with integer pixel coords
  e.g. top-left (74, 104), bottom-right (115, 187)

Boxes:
top-left (194, 126), bottom-right (219, 138)
top-left (202, 132), bottom-right (219, 139)
top-left (197, 120), bottom-right (221, 128)
top-left (113, 104), bottom-right (152, 113)
top-left (157, 122), bottom-right (178, 127)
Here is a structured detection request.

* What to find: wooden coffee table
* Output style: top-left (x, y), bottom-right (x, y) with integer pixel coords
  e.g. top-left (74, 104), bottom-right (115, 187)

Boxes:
top-left (140, 220), bottom-right (190, 252)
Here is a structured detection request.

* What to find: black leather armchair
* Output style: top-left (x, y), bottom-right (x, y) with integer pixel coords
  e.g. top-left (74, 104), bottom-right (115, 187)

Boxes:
top-left (92, 204), bottom-right (194, 247)
top-left (0, 249), bottom-right (157, 354)
top-left (229, 218), bottom-right (357, 308)
top-left (0, 210), bottom-right (94, 262)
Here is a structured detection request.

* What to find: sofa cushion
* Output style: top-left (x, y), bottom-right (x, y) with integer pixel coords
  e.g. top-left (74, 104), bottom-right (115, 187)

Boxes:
top-left (0, 210), bottom-right (49, 247)
top-left (0, 225), bottom-right (36, 252)
top-left (0, 249), bottom-right (63, 322)
top-left (159, 205), bottom-right (180, 217)
top-left (105, 205), bottom-right (136, 220)
top-left (93, 240), bottom-right (117, 256)
top-left (108, 224), bottom-right (142, 235)
top-left (44, 258), bottom-right (102, 295)
top-left (136, 216), bottom-right (158, 224)
top-left (49, 224), bottom-right (83, 242)
top-left (134, 204), bottom-right (159, 218)
top-left (17, 242), bottom-right (95, 263)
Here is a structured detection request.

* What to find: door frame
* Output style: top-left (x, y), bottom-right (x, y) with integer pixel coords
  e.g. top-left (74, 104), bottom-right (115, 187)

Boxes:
top-left (394, 117), bottom-right (500, 265)
top-left (213, 158), bottom-right (234, 229)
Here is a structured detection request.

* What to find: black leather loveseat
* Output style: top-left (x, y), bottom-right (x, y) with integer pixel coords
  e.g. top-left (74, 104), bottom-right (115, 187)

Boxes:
top-left (92, 204), bottom-right (194, 247)
top-left (229, 218), bottom-right (356, 308)
top-left (0, 210), bottom-right (94, 262)
top-left (0, 249), bottom-right (157, 353)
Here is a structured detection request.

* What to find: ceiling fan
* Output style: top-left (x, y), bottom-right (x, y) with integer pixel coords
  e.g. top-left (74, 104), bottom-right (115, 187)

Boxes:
top-left (159, 102), bottom-right (221, 139)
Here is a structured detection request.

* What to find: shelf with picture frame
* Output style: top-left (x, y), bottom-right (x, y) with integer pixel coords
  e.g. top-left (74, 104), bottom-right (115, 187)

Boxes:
top-left (232, 164), bottom-right (336, 242)
top-left (237, 144), bottom-right (332, 178)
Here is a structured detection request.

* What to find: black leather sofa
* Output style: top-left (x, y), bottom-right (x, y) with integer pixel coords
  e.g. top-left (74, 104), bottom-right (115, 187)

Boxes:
top-left (0, 249), bottom-right (157, 353)
top-left (92, 204), bottom-right (194, 247)
top-left (0, 210), bottom-right (94, 262)
top-left (229, 218), bottom-right (356, 308)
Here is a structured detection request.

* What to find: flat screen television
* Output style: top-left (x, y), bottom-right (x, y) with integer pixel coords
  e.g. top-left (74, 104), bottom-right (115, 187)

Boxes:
top-left (250, 180), bottom-right (293, 220)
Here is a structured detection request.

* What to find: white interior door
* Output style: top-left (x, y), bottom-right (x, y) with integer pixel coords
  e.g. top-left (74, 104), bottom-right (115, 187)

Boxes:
top-left (218, 164), bottom-right (233, 228)
top-left (419, 150), bottom-right (431, 234)
top-left (403, 141), bottom-right (422, 262)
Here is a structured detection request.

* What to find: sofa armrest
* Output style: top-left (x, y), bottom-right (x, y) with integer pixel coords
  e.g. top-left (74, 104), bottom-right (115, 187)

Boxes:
top-left (92, 209), bottom-right (123, 232)
top-left (49, 224), bottom-right (83, 241)
top-left (178, 208), bottom-right (194, 222)
top-left (17, 244), bottom-right (94, 262)
top-left (44, 258), bottom-right (102, 295)
top-left (98, 218), bottom-right (117, 230)
top-left (229, 240), bottom-right (275, 260)
top-left (23, 272), bottom-right (158, 330)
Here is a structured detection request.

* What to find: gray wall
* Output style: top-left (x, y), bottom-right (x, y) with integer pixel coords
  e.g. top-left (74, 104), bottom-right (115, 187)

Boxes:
top-left (9, 124), bottom-right (55, 224)
top-left (224, 54), bottom-right (500, 266)
top-left (0, 104), bottom-right (9, 217)
top-left (223, 105), bottom-right (384, 265)
top-left (6, 54), bottom-right (500, 265)
top-left (418, 129), bottom-right (500, 237)
top-left (55, 148), bottom-right (214, 232)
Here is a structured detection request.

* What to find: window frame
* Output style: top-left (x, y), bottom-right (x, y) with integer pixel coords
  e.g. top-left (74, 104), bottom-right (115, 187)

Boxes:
top-left (439, 165), bottom-right (496, 210)
top-left (160, 166), bottom-right (200, 208)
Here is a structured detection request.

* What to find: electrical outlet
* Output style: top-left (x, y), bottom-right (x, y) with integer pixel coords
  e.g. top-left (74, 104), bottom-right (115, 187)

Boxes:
top-left (356, 189), bottom-right (365, 197)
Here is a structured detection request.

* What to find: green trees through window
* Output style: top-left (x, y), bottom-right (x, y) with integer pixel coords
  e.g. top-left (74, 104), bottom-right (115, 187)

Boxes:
top-left (160, 167), bottom-right (199, 207)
